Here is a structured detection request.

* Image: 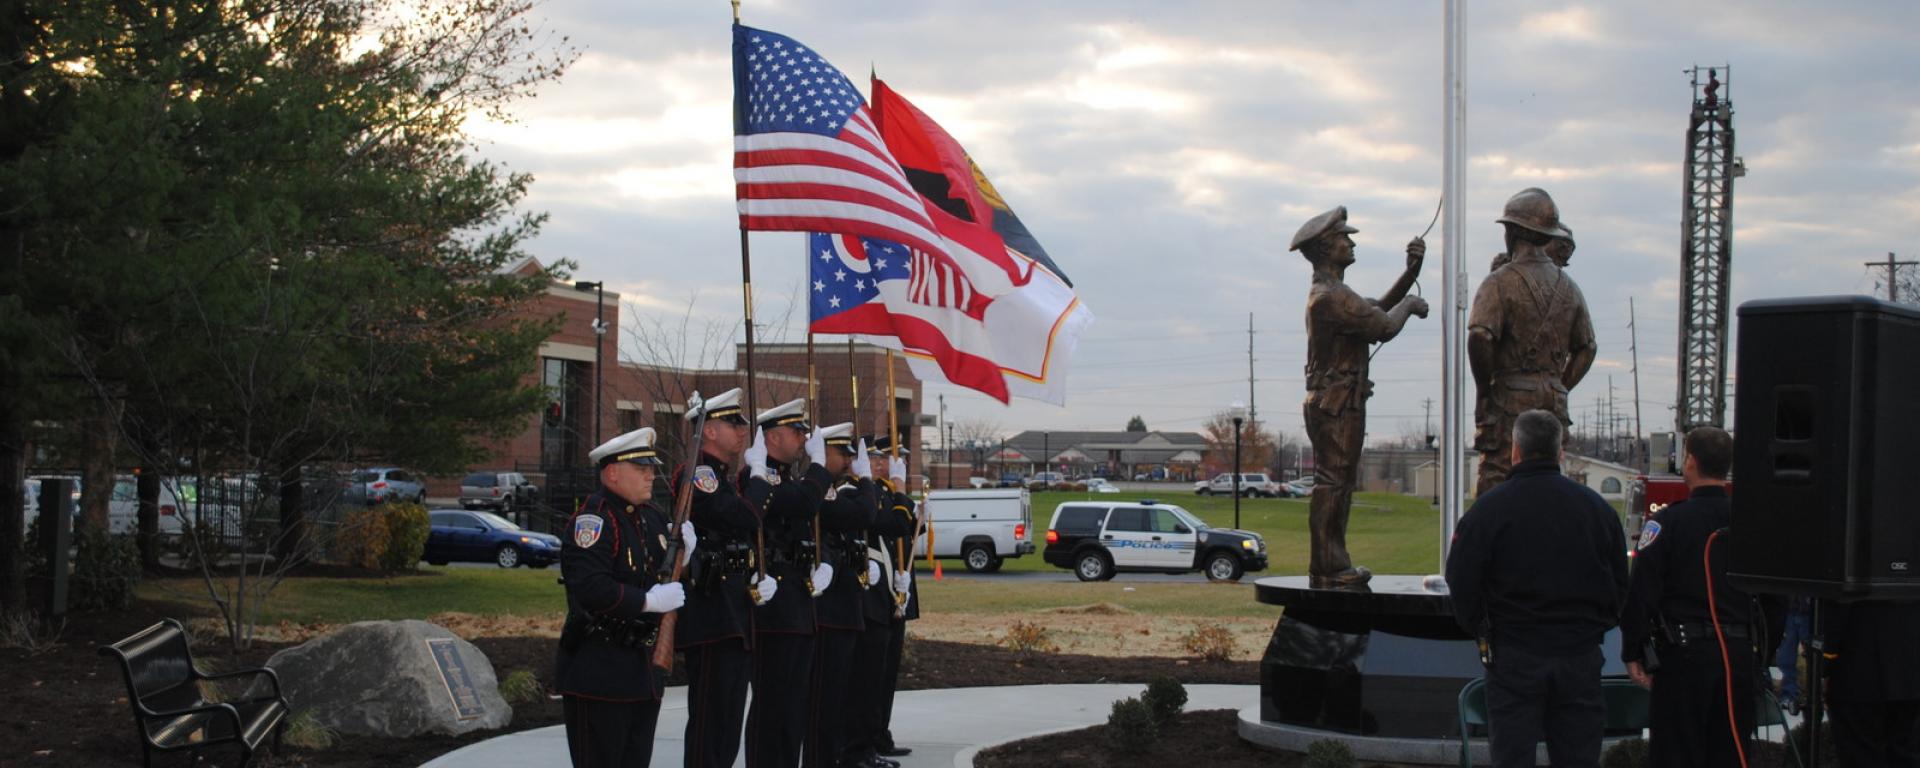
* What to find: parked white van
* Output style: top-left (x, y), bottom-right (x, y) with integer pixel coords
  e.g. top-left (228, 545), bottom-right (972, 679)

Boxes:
top-left (911, 487), bottom-right (1036, 572)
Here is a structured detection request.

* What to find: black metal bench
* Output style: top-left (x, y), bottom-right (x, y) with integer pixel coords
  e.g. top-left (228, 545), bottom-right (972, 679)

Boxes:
top-left (99, 618), bottom-right (288, 767)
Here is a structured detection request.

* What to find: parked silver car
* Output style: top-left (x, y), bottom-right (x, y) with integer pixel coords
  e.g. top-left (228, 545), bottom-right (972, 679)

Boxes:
top-left (459, 471), bottom-right (538, 511)
top-left (343, 468), bottom-right (427, 507)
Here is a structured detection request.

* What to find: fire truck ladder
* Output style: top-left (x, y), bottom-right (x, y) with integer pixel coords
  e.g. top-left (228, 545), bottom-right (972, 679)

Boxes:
top-left (1676, 65), bottom-right (1745, 433)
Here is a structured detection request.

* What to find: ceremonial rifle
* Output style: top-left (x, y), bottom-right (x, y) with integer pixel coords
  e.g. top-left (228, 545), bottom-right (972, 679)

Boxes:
top-left (652, 391), bottom-right (707, 673)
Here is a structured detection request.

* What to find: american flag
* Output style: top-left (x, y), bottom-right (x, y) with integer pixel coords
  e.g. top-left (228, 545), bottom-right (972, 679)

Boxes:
top-left (732, 24), bottom-right (947, 256)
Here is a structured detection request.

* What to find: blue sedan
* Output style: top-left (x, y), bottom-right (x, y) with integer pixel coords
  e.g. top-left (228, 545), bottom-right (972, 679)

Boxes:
top-left (424, 509), bottom-right (562, 569)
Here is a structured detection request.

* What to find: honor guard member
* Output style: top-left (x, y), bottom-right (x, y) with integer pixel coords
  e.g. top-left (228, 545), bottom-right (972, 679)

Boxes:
top-left (869, 437), bottom-right (919, 761)
top-left (557, 427), bottom-right (693, 767)
top-left (1621, 427), bottom-right (1761, 767)
top-left (845, 437), bottom-right (918, 768)
top-left (1446, 410), bottom-right (1627, 768)
top-left (743, 399), bottom-right (835, 768)
top-left (676, 388), bottom-right (779, 768)
top-left (805, 424), bottom-right (877, 768)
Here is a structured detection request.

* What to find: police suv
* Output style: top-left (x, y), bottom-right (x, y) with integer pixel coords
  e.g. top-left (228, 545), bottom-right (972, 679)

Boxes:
top-left (1041, 500), bottom-right (1268, 582)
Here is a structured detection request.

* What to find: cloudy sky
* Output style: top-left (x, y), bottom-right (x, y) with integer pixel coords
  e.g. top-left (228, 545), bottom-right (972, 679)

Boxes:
top-left (466, 0), bottom-right (1920, 445)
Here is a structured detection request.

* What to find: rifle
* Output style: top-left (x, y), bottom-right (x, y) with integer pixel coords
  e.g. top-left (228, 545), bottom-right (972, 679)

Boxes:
top-left (652, 392), bottom-right (708, 673)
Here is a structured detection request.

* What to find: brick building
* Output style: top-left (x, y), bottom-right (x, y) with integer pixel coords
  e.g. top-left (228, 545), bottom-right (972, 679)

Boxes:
top-left (427, 258), bottom-right (926, 500)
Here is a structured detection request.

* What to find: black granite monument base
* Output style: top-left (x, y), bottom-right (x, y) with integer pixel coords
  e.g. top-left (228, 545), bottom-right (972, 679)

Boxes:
top-left (1248, 575), bottom-right (1626, 760)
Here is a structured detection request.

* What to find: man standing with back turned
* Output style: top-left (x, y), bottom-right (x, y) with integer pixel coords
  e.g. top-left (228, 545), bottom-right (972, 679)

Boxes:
top-left (1447, 410), bottom-right (1629, 768)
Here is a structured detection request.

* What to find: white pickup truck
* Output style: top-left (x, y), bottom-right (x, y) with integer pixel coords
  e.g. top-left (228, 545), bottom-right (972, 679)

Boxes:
top-left (911, 487), bottom-right (1036, 573)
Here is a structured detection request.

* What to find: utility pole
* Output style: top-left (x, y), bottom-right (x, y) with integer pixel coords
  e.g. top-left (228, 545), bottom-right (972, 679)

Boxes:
top-left (1247, 313), bottom-right (1258, 428)
top-left (1866, 252), bottom-right (1918, 302)
top-left (1630, 298), bottom-right (1645, 472)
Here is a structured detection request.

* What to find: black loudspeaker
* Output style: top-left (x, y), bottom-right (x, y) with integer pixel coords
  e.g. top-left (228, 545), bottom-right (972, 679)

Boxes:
top-left (1728, 296), bottom-right (1920, 598)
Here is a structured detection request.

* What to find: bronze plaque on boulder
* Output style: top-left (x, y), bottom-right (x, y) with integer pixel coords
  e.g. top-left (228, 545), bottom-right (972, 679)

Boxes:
top-left (426, 637), bottom-right (485, 721)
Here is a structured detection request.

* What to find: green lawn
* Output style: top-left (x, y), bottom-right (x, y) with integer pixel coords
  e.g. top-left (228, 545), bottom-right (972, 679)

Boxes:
top-left (928, 489), bottom-right (1447, 577)
top-left (138, 567), bottom-right (569, 626)
top-left (134, 490), bottom-right (1457, 626)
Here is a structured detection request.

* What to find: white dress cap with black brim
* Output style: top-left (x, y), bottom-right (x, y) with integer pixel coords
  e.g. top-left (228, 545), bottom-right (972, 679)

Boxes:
top-left (590, 427), bottom-right (664, 468)
top-left (687, 388), bottom-right (748, 425)
top-left (817, 422), bottom-right (857, 455)
top-left (756, 398), bottom-right (811, 433)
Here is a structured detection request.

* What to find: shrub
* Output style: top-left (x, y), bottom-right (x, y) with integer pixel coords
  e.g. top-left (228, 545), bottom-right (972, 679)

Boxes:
top-left (1304, 738), bottom-right (1356, 768)
top-left (1142, 676), bottom-right (1188, 723)
top-left (499, 668), bottom-right (543, 705)
top-left (1601, 737), bottom-right (1647, 768)
top-left (70, 527), bottom-right (140, 611)
top-left (998, 620), bottom-right (1059, 655)
top-left (1180, 622), bottom-right (1237, 662)
top-left (379, 502), bottom-right (430, 572)
top-left (331, 506), bottom-right (391, 569)
top-left (1104, 696), bottom-right (1158, 753)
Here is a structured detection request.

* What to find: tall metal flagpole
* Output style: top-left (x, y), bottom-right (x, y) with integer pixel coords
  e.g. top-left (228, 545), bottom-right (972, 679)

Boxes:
top-left (734, 0), bottom-right (765, 588)
top-left (1439, 0), bottom-right (1468, 573)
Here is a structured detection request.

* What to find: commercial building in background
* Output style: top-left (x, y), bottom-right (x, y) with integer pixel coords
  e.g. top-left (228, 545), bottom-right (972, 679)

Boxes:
top-left (426, 258), bottom-right (926, 512)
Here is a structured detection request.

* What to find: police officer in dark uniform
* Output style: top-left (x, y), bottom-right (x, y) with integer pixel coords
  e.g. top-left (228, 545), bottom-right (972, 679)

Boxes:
top-left (557, 427), bottom-right (693, 767)
top-left (676, 388), bottom-right (779, 768)
top-left (744, 399), bottom-right (834, 768)
top-left (1621, 426), bottom-right (1757, 767)
top-left (804, 423), bottom-right (875, 768)
top-left (1446, 410), bottom-right (1628, 768)
top-left (844, 436), bottom-right (918, 768)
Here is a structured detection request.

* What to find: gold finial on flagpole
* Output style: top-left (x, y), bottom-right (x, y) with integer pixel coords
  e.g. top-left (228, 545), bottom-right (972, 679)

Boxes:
top-left (731, 0), bottom-right (740, 23)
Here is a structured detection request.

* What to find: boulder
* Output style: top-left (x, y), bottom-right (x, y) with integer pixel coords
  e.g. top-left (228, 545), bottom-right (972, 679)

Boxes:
top-left (265, 619), bottom-right (513, 737)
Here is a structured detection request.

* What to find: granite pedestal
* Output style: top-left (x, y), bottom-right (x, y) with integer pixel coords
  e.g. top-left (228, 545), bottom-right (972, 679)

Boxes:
top-left (1242, 575), bottom-right (1626, 765)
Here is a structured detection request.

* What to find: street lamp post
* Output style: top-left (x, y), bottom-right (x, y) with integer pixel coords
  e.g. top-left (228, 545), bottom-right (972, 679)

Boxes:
top-left (573, 280), bottom-right (606, 445)
top-left (1231, 400), bottom-right (1247, 530)
top-left (946, 423), bottom-right (956, 489)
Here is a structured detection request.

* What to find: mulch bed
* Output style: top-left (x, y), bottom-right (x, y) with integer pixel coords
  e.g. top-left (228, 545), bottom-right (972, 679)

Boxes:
top-left (977, 709), bottom-right (1818, 768)
top-left (4, 599), bottom-right (1257, 767)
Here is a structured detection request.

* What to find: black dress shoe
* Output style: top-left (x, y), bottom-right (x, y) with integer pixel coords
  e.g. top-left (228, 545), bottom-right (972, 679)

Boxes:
top-left (877, 745), bottom-right (913, 757)
top-left (867, 754), bottom-right (901, 768)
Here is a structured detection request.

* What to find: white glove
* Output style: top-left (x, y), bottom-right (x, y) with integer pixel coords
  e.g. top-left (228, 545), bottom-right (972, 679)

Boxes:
top-left (851, 439), bottom-right (873, 479)
top-left (810, 563), bottom-right (834, 596)
top-left (753, 573), bottom-right (778, 605)
top-left (805, 430), bottom-right (827, 467)
top-left (893, 571), bottom-right (911, 595)
top-left (643, 582), bottom-right (685, 614)
top-left (744, 428), bottom-right (769, 480)
top-left (867, 560), bottom-right (883, 588)
top-left (678, 522), bottom-right (696, 566)
top-left (889, 456), bottom-right (907, 485)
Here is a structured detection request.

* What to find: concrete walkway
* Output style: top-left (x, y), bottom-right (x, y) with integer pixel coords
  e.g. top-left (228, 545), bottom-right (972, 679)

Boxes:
top-left (420, 684), bottom-right (1255, 768)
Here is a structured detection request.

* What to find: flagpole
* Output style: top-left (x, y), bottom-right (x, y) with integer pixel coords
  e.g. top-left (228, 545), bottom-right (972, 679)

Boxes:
top-left (887, 349), bottom-right (910, 615)
top-left (848, 336), bottom-right (870, 589)
top-left (1438, 0), bottom-right (1468, 577)
top-left (807, 324), bottom-right (823, 583)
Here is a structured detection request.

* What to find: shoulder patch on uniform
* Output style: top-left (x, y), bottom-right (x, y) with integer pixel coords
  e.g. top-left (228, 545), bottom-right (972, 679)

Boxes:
top-left (573, 514), bottom-right (605, 549)
top-left (1637, 520), bottom-right (1661, 551)
top-left (693, 465), bottom-right (720, 493)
